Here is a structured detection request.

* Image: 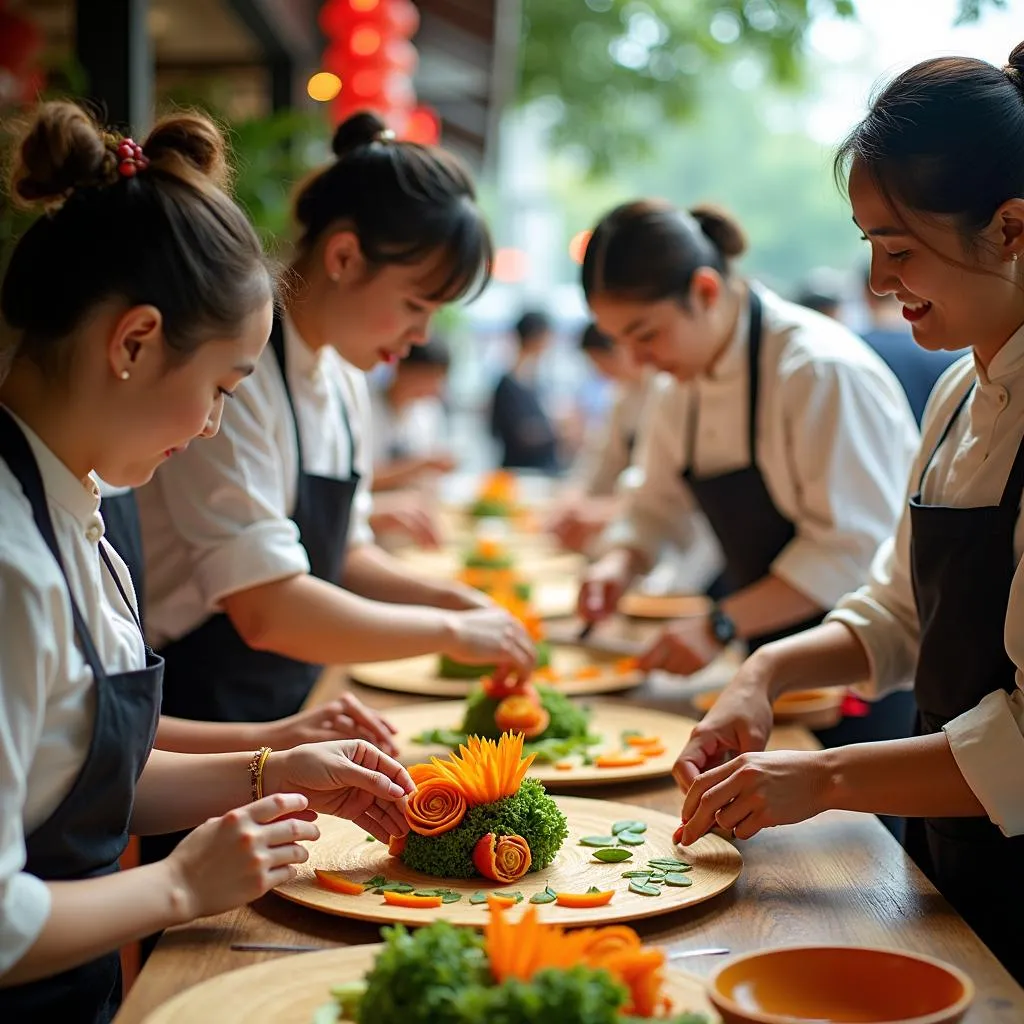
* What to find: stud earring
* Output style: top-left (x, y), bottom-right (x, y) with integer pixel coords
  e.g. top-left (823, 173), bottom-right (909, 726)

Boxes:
top-left (330, 273), bottom-right (340, 282)
top-left (119, 370), bottom-right (130, 380)
top-left (1012, 253), bottom-right (1020, 263)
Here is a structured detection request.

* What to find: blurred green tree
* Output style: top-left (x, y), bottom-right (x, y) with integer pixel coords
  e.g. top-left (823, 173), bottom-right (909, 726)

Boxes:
top-left (520, 0), bottom-right (1008, 173)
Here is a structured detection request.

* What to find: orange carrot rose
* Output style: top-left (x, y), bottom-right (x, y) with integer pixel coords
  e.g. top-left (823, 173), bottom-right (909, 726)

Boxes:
top-left (473, 832), bottom-right (532, 882)
top-left (407, 778), bottom-right (467, 837)
top-left (494, 694), bottom-right (550, 739)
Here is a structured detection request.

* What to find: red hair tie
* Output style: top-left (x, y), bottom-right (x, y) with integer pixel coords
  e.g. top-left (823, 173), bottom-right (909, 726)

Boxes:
top-left (116, 137), bottom-right (149, 178)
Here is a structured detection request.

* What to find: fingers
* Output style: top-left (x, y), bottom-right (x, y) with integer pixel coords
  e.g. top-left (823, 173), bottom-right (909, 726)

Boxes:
top-left (578, 579), bottom-right (611, 622)
top-left (261, 814), bottom-right (321, 848)
top-left (343, 741), bottom-right (416, 797)
top-left (673, 730), bottom-right (725, 791)
top-left (337, 696), bottom-right (400, 754)
top-left (247, 792), bottom-right (309, 825)
top-left (681, 760), bottom-right (746, 844)
top-left (638, 632), bottom-right (671, 672)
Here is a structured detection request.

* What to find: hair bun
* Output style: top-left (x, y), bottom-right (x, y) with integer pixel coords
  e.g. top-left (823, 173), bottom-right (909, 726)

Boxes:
top-left (143, 113), bottom-right (230, 188)
top-left (332, 110), bottom-right (390, 158)
top-left (10, 101), bottom-right (113, 206)
top-left (689, 203), bottom-right (748, 259)
top-left (1007, 40), bottom-right (1024, 86)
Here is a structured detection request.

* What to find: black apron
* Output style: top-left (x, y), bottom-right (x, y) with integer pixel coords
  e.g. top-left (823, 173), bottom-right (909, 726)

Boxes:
top-left (904, 383), bottom-right (1024, 984)
top-left (99, 487), bottom-right (145, 624)
top-left (683, 291), bottom-right (916, 767)
top-left (0, 410), bottom-right (162, 1024)
top-left (156, 314), bottom-right (361, 725)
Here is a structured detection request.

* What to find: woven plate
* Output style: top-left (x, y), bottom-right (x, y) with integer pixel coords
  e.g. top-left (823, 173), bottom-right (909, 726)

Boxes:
top-left (274, 795), bottom-right (742, 929)
top-left (348, 644), bottom-right (646, 697)
top-left (142, 943), bottom-right (719, 1024)
top-left (393, 545), bottom-right (584, 581)
top-left (385, 699), bottom-right (698, 787)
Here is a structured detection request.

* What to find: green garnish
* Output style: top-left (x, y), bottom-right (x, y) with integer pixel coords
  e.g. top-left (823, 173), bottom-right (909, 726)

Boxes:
top-left (592, 848), bottom-right (632, 863)
top-left (611, 820), bottom-right (646, 835)
top-left (616, 832), bottom-right (646, 846)
top-left (468, 892), bottom-right (489, 904)
top-left (663, 873), bottom-right (693, 887)
top-left (628, 880), bottom-right (661, 897)
top-left (529, 886), bottom-right (557, 904)
top-left (579, 835), bottom-right (617, 848)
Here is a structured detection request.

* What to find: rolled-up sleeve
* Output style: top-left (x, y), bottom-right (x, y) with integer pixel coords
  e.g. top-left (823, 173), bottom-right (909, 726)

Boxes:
top-left (769, 355), bottom-right (919, 609)
top-left (0, 557), bottom-right (55, 974)
top-left (153, 380), bottom-right (309, 609)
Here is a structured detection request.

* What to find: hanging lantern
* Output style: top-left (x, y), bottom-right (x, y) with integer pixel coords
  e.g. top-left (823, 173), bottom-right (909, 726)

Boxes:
top-left (404, 104), bottom-right (440, 145)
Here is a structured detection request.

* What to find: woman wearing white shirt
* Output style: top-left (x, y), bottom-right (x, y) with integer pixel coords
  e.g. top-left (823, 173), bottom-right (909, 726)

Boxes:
top-left (579, 201), bottom-right (920, 753)
top-left (675, 42), bottom-right (1024, 983)
top-left (137, 110), bottom-right (533, 734)
top-left (0, 103), bottom-right (412, 1022)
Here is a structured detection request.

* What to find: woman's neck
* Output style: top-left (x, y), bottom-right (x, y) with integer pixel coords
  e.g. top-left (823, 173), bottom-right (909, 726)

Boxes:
top-left (286, 261), bottom-right (330, 352)
top-left (973, 312), bottom-right (1024, 374)
top-left (1, 360), bottom-right (95, 479)
top-left (705, 279), bottom-right (747, 375)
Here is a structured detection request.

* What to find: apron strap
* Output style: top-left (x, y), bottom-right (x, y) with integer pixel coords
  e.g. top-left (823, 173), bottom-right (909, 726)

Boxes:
top-left (98, 541), bottom-right (145, 637)
top-left (685, 286), bottom-right (764, 470)
top-left (916, 382), bottom-right (974, 493)
top-left (998, 414), bottom-right (1024, 509)
top-left (0, 408), bottom-right (108, 682)
top-left (269, 314), bottom-right (358, 478)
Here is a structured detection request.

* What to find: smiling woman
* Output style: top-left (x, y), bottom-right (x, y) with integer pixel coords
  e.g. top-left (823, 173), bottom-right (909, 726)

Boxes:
top-left (673, 39), bottom-right (1024, 987)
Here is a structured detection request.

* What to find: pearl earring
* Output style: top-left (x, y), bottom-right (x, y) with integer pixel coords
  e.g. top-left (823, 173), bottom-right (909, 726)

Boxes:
top-left (1012, 253), bottom-right (1020, 263)
top-left (119, 370), bottom-right (130, 380)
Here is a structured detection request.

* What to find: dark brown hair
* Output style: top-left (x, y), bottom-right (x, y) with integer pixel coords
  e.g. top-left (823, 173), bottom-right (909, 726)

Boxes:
top-left (2, 102), bottom-right (272, 374)
top-left (292, 110), bottom-right (491, 302)
top-left (835, 41), bottom-right (1024, 245)
top-left (581, 199), bottom-right (747, 306)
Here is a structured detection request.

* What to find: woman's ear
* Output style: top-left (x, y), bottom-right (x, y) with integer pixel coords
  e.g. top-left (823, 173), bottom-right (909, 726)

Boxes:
top-left (323, 230), bottom-right (365, 284)
top-left (106, 304), bottom-right (164, 380)
top-left (689, 267), bottom-right (723, 314)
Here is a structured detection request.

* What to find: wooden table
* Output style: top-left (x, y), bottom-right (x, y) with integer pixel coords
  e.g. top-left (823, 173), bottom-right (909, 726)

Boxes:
top-left (115, 674), bottom-right (1024, 1024)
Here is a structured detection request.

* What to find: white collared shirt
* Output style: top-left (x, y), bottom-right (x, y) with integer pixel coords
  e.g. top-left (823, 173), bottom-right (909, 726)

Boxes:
top-left (829, 322), bottom-right (1024, 836)
top-left (600, 285), bottom-right (921, 608)
top-left (368, 389), bottom-right (448, 466)
top-left (0, 412), bottom-right (143, 973)
top-left (570, 373), bottom-right (653, 498)
top-left (137, 315), bottom-right (375, 649)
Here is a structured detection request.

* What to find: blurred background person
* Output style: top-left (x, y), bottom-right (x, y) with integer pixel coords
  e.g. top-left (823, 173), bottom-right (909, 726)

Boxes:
top-left (489, 309), bottom-right (561, 472)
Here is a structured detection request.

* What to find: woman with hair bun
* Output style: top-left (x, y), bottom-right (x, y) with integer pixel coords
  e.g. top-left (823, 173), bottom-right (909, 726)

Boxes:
top-left (578, 200), bottom-right (920, 761)
top-left (0, 102), bottom-right (413, 1021)
top-left (136, 109), bottom-right (533, 736)
top-left (675, 42), bottom-right (1024, 982)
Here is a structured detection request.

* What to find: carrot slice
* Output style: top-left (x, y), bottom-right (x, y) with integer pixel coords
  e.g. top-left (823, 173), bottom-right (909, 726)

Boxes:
top-left (595, 753), bottom-right (646, 768)
top-left (382, 890), bottom-right (443, 909)
top-left (555, 890), bottom-right (614, 908)
top-left (487, 893), bottom-right (519, 908)
top-left (574, 665), bottom-right (603, 680)
top-left (314, 870), bottom-right (365, 896)
top-left (637, 744), bottom-right (666, 758)
top-left (554, 761), bottom-right (574, 771)
top-left (624, 735), bottom-right (662, 748)
top-left (615, 656), bottom-right (641, 674)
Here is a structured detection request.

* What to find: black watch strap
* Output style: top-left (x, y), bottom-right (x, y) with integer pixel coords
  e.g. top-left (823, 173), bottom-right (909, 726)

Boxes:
top-left (709, 604), bottom-right (737, 646)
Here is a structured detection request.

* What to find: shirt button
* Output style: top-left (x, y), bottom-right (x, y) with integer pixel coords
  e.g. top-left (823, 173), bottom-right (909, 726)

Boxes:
top-left (86, 525), bottom-right (102, 543)
top-left (998, 389), bottom-right (1009, 406)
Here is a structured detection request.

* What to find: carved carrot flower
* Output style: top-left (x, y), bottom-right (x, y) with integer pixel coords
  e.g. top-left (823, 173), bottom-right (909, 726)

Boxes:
top-left (473, 832), bottom-right (532, 882)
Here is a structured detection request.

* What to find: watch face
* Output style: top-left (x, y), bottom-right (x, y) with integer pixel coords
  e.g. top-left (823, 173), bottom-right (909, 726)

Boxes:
top-left (711, 609), bottom-right (736, 645)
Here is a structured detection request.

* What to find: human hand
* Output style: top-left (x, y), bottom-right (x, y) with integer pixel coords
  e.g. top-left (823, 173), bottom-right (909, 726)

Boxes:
top-left (166, 792), bottom-right (320, 920)
top-left (547, 506), bottom-right (608, 553)
top-left (443, 606), bottom-right (536, 685)
top-left (430, 579), bottom-right (496, 612)
top-left (672, 661), bottom-right (775, 791)
top-left (266, 695), bottom-right (399, 757)
top-left (370, 505), bottom-right (442, 548)
top-left (264, 740), bottom-right (416, 843)
top-left (577, 551), bottom-right (634, 624)
top-left (677, 749), bottom-right (831, 845)
top-left (639, 617), bottom-right (723, 677)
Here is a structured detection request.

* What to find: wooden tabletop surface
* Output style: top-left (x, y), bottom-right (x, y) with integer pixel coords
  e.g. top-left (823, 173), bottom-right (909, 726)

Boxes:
top-left (115, 668), bottom-right (1024, 1024)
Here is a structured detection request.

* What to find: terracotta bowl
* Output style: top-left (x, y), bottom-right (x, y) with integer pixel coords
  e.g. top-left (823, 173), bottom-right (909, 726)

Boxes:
top-left (709, 946), bottom-right (974, 1024)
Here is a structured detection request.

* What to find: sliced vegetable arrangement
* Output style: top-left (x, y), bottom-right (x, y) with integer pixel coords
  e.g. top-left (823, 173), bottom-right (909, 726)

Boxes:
top-left (312, 903), bottom-right (712, 1024)
top-left (392, 734), bottom-right (569, 880)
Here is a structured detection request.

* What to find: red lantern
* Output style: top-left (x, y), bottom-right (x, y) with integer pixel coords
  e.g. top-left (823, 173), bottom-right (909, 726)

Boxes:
top-left (319, 0), bottom-right (388, 38)
top-left (387, 0), bottom-right (420, 38)
top-left (404, 104), bottom-right (440, 145)
top-left (0, 6), bottom-right (42, 75)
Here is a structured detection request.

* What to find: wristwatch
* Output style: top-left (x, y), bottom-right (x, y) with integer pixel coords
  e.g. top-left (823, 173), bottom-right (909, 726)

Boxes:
top-left (708, 604), bottom-right (737, 647)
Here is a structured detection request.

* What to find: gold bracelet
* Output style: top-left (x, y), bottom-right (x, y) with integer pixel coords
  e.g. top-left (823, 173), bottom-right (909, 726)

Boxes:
top-left (256, 746), bottom-right (273, 801)
top-left (248, 745), bottom-right (273, 802)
